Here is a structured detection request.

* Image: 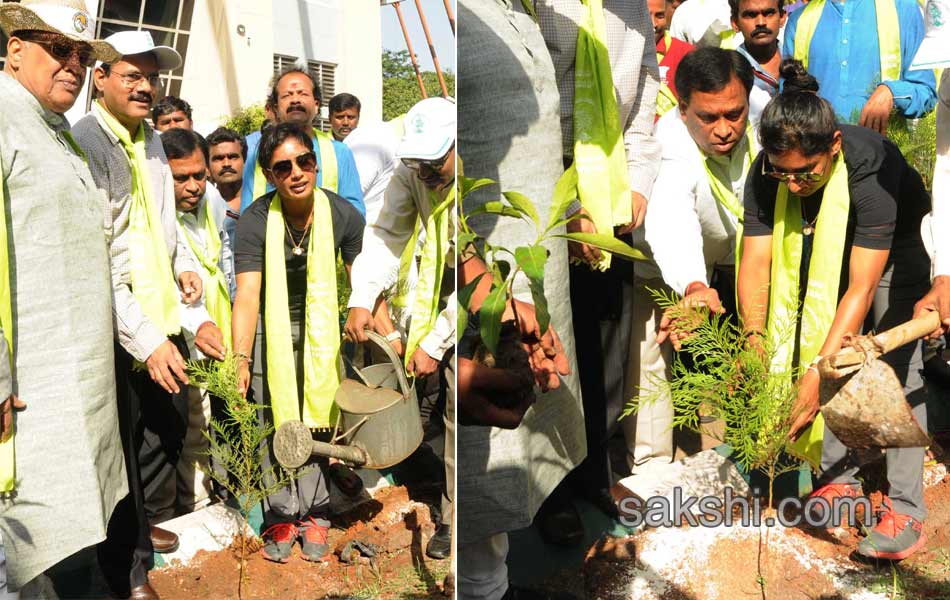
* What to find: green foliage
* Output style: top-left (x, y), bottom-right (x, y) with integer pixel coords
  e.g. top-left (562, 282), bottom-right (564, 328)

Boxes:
top-left (458, 174), bottom-right (648, 355)
top-left (337, 253), bottom-right (351, 326)
top-left (222, 103), bottom-right (269, 137)
top-left (887, 110), bottom-right (937, 192)
top-left (382, 50), bottom-right (456, 121)
top-left (623, 289), bottom-right (802, 505)
top-left (188, 355), bottom-right (304, 599)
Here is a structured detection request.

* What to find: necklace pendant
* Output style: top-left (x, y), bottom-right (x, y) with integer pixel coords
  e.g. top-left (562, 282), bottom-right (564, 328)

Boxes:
top-left (802, 225), bottom-right (815, 236)
top-left (292, 246), bottom-right (304, 256)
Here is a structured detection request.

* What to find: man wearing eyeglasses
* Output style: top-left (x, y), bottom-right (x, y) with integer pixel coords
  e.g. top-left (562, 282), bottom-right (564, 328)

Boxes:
top-left (72, 30), bottom-right (206, 600)
top-left (0, 0), bottom-right (127, 595)
top-left (615, 49), bottom-right (757, 503)
top-left (344, 97), bottom-right (457, 564)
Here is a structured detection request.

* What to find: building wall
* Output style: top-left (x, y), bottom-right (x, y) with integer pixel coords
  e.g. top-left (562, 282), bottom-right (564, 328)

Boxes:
top-left (340, 2), bottom-right (383, 122)
top-left (271, 0), bottom-right (383, 122)
top-left (180, 0), bottom-right (275, 133)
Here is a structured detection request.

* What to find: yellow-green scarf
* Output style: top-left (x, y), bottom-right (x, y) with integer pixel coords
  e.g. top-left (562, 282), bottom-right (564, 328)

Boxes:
top-left (767, 152), bottom-right (851, 469)
top-left (656, 32), bottom-right (679, 118)
top-left (570, 0), bottom-right (631, 270)
top-left (264, 190), bottom-right (341, 429)
top-left (0, 147), bottom-right (13, 494)
top-left (179, 198), bottom-right (232, 349)
top-left (794, 0), bottom-right (901, 81)
top-left (253, 129), bottom-right (338, 201)
top-left (404, 183), bottom-right (456, 368)
top-left (95, 102), bottom-right (180, 336)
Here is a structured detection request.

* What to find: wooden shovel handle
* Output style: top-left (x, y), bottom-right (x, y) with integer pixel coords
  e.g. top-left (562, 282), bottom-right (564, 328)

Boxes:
top-left (821, 311), bottom-right (941, 374)
top-left (872, 311), bottom-right (941, 355)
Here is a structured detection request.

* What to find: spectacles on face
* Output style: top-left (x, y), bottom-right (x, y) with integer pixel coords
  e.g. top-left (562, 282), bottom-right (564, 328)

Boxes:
top-left (267, 151), bottom-right (317, 180)
top-left (401, 145), bottom-right (454, 172)
top-left (761, 158), bottom-right (823, 184)
top-left (20, 35), bottom-right (95, 68)
top-left (111, 69), bottom-right (163, 90)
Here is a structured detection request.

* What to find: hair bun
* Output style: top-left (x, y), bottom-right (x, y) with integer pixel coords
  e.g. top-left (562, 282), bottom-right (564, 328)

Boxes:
top-left (780, 59), bottom-right (820, 94)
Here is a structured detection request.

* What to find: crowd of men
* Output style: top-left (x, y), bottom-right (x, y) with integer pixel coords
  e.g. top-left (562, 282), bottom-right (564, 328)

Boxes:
top-left (459, 0), bottom-right (948, 598)
top-left (0, 0), bottom-right (455, 598)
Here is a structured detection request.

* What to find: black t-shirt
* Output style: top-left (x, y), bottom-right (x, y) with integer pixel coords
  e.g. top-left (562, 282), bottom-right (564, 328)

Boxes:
top-left (234, 189), bottom-right (364, 325)
top-left (743, 124), bottom-right (930, 251)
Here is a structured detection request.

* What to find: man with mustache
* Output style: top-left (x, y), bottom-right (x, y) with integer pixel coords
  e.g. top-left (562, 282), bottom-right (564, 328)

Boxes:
top-left (72, 30), bottom-right (208, 600)
top-left (0, 0), bottom-right (126, 595)
top-left (623, 50), bottom-right (757, 505)
top-left (328, 92), bottom-right (361, 142)
top-left (240, 68), bottom-right (364, 218)
top-left (207, 126), bottom-right (247, 255)
top-left (729, 0), bottom-right (786, 122)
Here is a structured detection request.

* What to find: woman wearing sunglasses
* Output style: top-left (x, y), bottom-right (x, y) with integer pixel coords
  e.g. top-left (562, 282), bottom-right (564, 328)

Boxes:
top-left (738, 59), bottom-right (932, 560)
top-left (230, 122), bottom-right (365, 563)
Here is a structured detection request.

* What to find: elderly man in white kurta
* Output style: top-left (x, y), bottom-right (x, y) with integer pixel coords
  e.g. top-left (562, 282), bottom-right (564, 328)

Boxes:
top-left (0, 0), bottom-right (126, 593)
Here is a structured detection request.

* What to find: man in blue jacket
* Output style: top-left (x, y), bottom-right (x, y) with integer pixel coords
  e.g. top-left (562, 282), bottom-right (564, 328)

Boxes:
top-left (241, 67), bottom-right (364, 216)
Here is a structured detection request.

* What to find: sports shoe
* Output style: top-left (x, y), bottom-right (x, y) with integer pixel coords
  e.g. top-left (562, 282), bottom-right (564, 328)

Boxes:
top-left (298, 516), bottom-right (331, 562)
top-left (807, 482), bottom-right (863, 527)
top-left (856, 496), bottom-right (927, 560)
top-left (261, 522), bottom-right (298, 563)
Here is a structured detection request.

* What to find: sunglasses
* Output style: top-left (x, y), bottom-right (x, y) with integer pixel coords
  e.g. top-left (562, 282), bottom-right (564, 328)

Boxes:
top-left (267, 151), bottom-right (317, 180)
top-left (20, 34), bottom-right (95, 68)
top-left (401, 145), bottom-right (454, 172)
top-left (761, 158), bottom-right (822, 184)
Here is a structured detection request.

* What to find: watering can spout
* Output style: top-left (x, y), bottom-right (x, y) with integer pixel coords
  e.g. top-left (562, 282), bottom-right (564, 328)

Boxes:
top-left (273, 420), bottom-right (368, 469)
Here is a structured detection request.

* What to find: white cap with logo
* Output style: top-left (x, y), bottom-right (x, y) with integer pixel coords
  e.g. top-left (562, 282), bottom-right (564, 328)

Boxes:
top-left (396, 97), bottom-right (456, 161)
top-left (0, 0), bottom-right (119, 63)
top-left (910, 0), bottom-right (950, 71)
top-left (99, 30), bottom-right (182, 71)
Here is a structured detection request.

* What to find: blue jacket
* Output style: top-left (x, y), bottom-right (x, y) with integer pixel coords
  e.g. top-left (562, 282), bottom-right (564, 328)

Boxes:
top-left (782, 0), bottom-right (936, 123)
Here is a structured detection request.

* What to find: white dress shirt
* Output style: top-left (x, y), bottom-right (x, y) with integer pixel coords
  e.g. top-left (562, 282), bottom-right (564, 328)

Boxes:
top-left (670, 0), bottom-right (741, 48)
top-left (177, 191), bottom-right (235, 350)
top-left (645, 108), bottom-right (755, 295)
top-left (930, 70), bottom-right (950, 279)
top-left (343, 121), bottom-right (400, 227)
top-left (348, 163), bottom-right (455, 360)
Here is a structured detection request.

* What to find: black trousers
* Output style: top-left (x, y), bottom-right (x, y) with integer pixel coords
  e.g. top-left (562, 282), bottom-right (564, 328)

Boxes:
top-left (98, 337), bottom-right (189, 595)
top-left (567, 253), bottom-right (635, 492)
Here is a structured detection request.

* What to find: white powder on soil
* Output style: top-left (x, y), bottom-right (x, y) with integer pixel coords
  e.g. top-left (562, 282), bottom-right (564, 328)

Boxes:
top-left (620, 523), bottom-right (891, 600)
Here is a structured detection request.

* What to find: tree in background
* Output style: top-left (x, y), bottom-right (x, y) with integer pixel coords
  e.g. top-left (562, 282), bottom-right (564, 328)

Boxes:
top-left (382, 49), bottom-right (456, 121)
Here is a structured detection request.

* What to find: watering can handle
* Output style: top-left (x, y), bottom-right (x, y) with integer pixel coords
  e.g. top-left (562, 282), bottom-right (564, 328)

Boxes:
top-left (354, 329), bottom-right (413, 401)
top-left (873, 311), bottom-right (942, 355)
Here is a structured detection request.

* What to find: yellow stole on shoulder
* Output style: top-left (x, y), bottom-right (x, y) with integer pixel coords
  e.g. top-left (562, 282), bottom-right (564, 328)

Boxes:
top-left (264, 190), bottom-right (341, 429)
top-left (767, 153), bottom-right (851, 468)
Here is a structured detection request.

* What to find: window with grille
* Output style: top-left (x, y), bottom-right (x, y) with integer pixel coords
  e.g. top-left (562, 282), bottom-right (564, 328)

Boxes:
top-left (272, 54), bottom-right (337, 132)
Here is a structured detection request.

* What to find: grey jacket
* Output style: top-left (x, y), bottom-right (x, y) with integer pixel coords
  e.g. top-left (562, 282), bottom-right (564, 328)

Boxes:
top-left (73, 108), bottom-right (197, 361)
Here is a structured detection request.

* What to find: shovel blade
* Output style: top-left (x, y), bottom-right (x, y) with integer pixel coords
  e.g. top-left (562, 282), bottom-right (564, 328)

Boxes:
top-left (820, 358), bottom-right (929, 449)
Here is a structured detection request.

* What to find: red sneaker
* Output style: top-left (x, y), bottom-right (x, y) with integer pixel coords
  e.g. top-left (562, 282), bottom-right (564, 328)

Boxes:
top-left (298, 516), bottom-right (330, 562)
top-left (260, 522), bottom-right (298, 563)
top-left (807, 482), bottom-right (864, 527)
top-left (857, 496), bottom-right (927, 560)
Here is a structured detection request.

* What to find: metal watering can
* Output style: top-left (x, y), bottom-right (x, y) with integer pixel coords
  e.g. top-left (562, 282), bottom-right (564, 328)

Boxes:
top-left (273, 330), bottom-right (423, 470)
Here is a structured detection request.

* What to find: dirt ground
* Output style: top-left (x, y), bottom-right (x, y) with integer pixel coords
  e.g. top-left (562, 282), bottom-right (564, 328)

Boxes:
top-left (582, 437), bottom-right (950, 600)
top-left (150, 486), bottom-right (451, 600)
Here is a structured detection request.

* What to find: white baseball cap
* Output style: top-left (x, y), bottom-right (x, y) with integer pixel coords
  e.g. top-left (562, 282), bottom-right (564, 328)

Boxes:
top-left (100, 30), bottom-right (181, 71)
top-left (910, 0), bottom-right (950, 71)
top-left (396, 97), bottom-right (456, 161)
